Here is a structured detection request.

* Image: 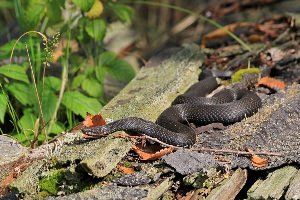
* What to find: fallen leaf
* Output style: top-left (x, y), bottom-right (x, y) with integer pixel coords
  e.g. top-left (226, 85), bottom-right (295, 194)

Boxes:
top-left (83, 112), bottom-right (106, 127)
top-left (251, 154), bottom-right (269, 168)
top-left (116, 165), bottom-right (135, 174)
top-left (132, 144), bottom-right (175, 161)
top-left (246, 148), bottom-right (269, 168)
top-left (201, 22), bottom-right (255, 48)
top-left (257, 77), bottom-right (286, 90)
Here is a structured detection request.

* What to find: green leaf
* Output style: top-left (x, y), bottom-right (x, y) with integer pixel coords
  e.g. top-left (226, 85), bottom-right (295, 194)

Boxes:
top-left (106, 59), bottom-right (135, 82)
top-left (11, 132), bottom-right (30, 146)
top-left (71, 74), bottom-right (86, 89)
top-left (0, 94), bottom-right (8, 123)
top-left (18, 110), bottom-right (37, 136)
top-left (62, 91), bottom-right (102, 117)
top-left (0, 64), bottom-right (29, 83)
top-left (0, 1), bottom-right (13, 8)
top-left (82, 78), bottom-right (103, 97)
top-left (49, 122), bottom-right (65, 135)
top-left (85, 18), bottom-right (106, 42)
top-left (109, 3), bottom-right (133, 23)
top-left (46, 0), bottom-right (64, 25)
top-left (41, 89), bottom-right (58, 122)
top-left (5, 83), bottom-right (35, 106)
top-left (72, 0), bottom-right (94, 12)
top-left (99, 51), bottom-right (117, 66)
top-left (95, 65), bottom-right (106, 82)
top-left (0, 39), bottom-right (24, 52)
top-left (43, 76), bottom-right (62, 92)
top-left (17, 0), bottom-right (46, 31)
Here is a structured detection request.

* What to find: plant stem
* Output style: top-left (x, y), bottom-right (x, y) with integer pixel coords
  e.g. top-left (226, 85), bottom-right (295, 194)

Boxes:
top-left (47, 30), bottom-right (70, 134)
top-left (127, 1), bottom-right (252, 51)
top-left (25, 43), bottom-right (47, 140)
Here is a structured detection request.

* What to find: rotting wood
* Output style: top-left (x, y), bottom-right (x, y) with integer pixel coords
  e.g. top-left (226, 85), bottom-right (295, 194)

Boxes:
top-left (247, 166), bottom-right (298, 199)
top-left (206, 168), bottom-right (247, 200)
top-left (285, 169), bottom-right (300, 200)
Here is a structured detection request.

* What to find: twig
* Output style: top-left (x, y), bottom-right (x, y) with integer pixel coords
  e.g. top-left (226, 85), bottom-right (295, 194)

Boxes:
top-left (126, 135), bottom-right (282, 157)
top-left (189, 147), bottom-right (282, 156)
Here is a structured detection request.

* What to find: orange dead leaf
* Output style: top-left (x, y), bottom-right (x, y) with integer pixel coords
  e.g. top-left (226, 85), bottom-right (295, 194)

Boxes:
top-left (201, 22), bottom-right (255, 48)
top-left (246, 148), bottom-right (269, 168)
top-left (116, 165), bottom-right (135, 174)
top-left (257, 77), bottom-right (286, 90)
top-left (132, 144), bottom-right (175, 161)
top-left (251, 154), bottom-right (269, 168)
top-left (83, 112), bottom-right (106, 127)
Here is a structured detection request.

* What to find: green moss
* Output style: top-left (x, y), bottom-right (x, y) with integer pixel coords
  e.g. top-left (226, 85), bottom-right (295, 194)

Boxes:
top-left (38, 168), bottom-right (95, 197)
top-left (38, 191), bottom-right (50, 198)
top-left (39, 169), bottom-right (66, 196)
top-left (231, 67), bottom-right (260, 83)
top-left (122, 161), bottom-right (132, 168)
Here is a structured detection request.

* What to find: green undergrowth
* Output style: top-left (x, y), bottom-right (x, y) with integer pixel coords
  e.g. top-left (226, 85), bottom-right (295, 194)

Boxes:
top-left (0, 0), bottom-right (136, 146)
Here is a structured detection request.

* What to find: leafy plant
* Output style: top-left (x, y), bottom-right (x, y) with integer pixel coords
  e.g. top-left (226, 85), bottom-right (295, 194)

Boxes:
top-left (0, 0), bottom-right (136, 146)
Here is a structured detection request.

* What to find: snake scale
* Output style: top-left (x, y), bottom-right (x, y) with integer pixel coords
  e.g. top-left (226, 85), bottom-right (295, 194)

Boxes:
top-left (81, 76), bottom-right (262, 147)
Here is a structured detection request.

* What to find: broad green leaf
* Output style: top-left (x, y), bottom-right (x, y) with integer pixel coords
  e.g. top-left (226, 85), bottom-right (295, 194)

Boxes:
top-left (11, 132), bottom-right (30, 146)
top-left (12, 128), bottom-right (46, 146)
top-left (49, 122), bottom-right (65, 135)
top-left (71, 74), bottom-right (86, 89)
top-left (46, 0), bottom-right (64, 25)
top-left (5, 83), bottom-right (35, 106)
top-left (62, 91), bottom-right (102, 117)
top-left (0, 93), bottom-right (8, 123)
top-left (72, 0), bottom-right (94, 12)
top-left (99, 51), bottom-right (117, 66)
top-left (85, 18), bottom-right (106, 42)
top-left (82, 78), bottom-right (103, 97)
top-left (41, 89), bottom-right (58, 122)
top-left (18, 110), bottom-right (37, 136)
top-left (0, 39), bottom-right (24, 52)
top-left (84, 65), bottom-right (95, 76)
top-left (95, 65), bottom-right (106, 82)
top-left (43, 76), bottom-right (62, 92)
top-left (109, 3), bottom-right (133, 23)
top-left (0, 64), bottom-right (29, 83)
top-left (106, 59), bottom-right (135, 82)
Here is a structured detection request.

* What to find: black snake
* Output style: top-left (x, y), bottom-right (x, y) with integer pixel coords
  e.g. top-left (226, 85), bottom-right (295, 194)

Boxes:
top-left (81, 76), bottom-right (262, 147)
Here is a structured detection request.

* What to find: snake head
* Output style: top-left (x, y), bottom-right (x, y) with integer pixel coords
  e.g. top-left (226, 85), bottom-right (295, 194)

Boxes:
top-left (81, 126), bottom-right (109, 138)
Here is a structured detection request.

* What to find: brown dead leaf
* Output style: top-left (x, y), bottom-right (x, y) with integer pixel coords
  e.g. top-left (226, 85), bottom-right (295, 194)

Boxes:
top-left (257, 77), bottom-right (286, 90)
top-left (83, 112), bottom-right (106, 127)
top-left (132, 144), bottom-right (175, 161)
top-left (201, 22), bottom-right (255, 48)
top-left (116, 165), bottom-right (135, 174)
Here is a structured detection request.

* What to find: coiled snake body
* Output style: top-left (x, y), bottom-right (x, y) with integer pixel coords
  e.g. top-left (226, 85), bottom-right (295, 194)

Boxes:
top-left (82, 77), bottom-right (262, 147)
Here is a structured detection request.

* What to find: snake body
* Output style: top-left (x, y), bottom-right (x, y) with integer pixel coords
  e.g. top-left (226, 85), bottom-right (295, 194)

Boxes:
top-left (82, 77), bottom-right (262, 147)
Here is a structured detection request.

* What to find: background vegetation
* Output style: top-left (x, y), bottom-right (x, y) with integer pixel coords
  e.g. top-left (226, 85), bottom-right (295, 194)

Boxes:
top-left (0, 0), bottom-right (137, 146)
